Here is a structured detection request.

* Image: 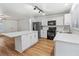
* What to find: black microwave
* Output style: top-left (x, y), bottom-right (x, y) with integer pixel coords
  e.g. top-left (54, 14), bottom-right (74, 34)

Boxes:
top-left (48, 20), bottom-right (56, 26)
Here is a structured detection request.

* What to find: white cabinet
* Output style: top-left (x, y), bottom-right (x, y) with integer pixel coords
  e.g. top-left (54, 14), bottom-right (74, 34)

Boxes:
top-left (64, 14), bottom-right (71, 25)
top-left (63, 14), bottom-right (71, 32)
top-left (41, 19), bottom-right (48, 38)
top-left (55, 41), bottom-right (79, 56)
top-left (3, 20), bottom-right (17, 32)
top-left (31, 32), bottom-right (38, 44)
top-left (42, 19), bottom-right (47, 26)
top-left (21, 34), bottom-right (31, 51)
top-left (56, 16), bottom-right (64, 25)
top-left (54, 33), bottom-right (79, 56)
top-left (41, 30), bottom-right (47, 38)
top-left (15, 31), bottom-right (38, 52)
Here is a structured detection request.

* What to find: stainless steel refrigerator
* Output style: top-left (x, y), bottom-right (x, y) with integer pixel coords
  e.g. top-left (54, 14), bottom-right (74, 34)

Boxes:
top-left (32, 22), bottom-right (42, 38)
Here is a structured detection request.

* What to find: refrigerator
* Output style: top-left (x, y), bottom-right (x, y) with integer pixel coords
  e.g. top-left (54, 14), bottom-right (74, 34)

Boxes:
top-left (32, 22), bottom-right (42, 38)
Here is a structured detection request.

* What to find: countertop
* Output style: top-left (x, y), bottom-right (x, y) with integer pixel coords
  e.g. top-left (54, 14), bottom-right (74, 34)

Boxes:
top-left (1, 31), bottom-right (37, 37)
top-left (54, 33), bottom-right (79, 44)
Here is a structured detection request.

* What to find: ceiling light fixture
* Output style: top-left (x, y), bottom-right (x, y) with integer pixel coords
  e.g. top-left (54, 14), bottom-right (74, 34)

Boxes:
top-left (39, 10), bottom-right (41, 13)
top-left (34, 6), bottom-right (45, 15)
top-left (34, 7), bottom-right (36, 10)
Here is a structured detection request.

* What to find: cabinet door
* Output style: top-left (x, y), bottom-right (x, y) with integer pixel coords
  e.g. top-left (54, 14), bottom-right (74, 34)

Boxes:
top-left (41, 30), bottom-right (47, 38)
top-left (21, 32), bottom-right (38, 51)
top-left (56, 16), bottom-right (63, 25)
top-left (30, 32), bottom-right (38, 45)
top-left (21, 34), bottom-right (31, 50)
top-left (64, 14), bottom-right (71, 25)
top-left (34, 32), bottom-right (38, 42)
top-left (42, 19), bottom-right (47, 26)
top-left (29, 33), bottom-right (33, 44)
top-left (56, 16), bottom-right (64, 32)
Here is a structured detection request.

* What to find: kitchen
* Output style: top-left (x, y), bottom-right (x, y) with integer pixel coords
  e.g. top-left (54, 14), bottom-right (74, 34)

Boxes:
top-left (0, 3), bottom-right (79, 56)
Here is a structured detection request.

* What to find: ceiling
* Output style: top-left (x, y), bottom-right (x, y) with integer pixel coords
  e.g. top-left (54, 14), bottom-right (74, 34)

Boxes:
top-left (0, 3), bottom-right (72, 19)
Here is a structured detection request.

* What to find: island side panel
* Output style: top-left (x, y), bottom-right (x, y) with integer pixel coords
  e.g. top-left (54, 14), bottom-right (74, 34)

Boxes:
top-left (15, 36), bottom-right (22, 52)
top-left (21, 34), bottom-right (31, 51)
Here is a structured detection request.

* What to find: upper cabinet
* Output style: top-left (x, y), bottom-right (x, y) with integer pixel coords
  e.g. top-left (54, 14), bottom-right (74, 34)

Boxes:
top-left (3, 20), bottom-right (17, 32)
top-left (56, 16), bottom-right (64, 25)
top-left (64, 14), bottom-right (71, 25)
top-left (42, 19), bottom-right (47, 26)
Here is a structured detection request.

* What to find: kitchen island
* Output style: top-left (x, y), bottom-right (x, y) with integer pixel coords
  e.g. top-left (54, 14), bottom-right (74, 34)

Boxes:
top-left (54, 33), bottom-right (79, 56)
top-left (1, 31), bottom-right (38, 52)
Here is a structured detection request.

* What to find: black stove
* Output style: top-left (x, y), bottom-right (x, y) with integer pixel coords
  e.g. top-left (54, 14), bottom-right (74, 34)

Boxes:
top-left (47, 21), bottom-right (56, 40)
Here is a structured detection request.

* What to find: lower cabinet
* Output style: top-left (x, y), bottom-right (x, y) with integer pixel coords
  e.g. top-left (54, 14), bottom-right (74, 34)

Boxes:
top-left (31, 32), bottom-right (38, 44)
top-left (21, 34), bottom-right (31, 51)
top-left (41, 30), bottom-right (47, 38)
top-left (15, 31), bottom-right (38, 52)
top-left (55, 41), bottom-right (79, 56)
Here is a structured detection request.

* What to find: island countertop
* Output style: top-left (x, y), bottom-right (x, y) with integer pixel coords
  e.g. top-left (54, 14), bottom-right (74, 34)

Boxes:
top-left (1, 31), bottom-right (38, 37)
top-left (54, 33), bottom-right (79, 44)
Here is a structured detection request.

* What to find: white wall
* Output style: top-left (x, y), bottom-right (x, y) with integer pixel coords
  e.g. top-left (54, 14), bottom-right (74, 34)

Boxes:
top-left (0, 20), bottom-right (17, 33)
top-left (0, 18), bottom-right (30, 33)
top-left (17, 17), bottom-right (30, 31)
top-left (29, 17), bottom-right (36, 31)
top-left (2, 20), bottom-right (17, 32)
top-left (0, 23), bottom-right (4, 32)
top-left (0, 7), bottom-right (18, 33)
